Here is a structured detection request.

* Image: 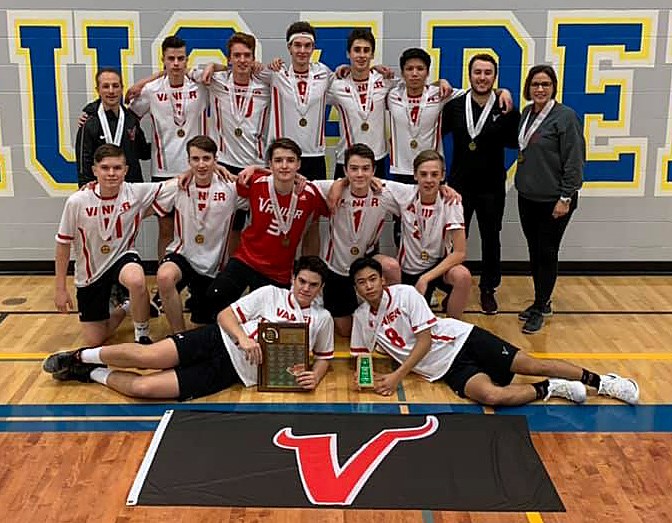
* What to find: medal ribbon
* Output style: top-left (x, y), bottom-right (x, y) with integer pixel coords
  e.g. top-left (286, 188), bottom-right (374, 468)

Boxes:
top-left (465, 90), bottom-right (496, 140)
top-left (518, 99), bottom-right (555, 151)
top-left (97, 104), bottom-right (125, 146)
top-left (267, 177), bottom-right (299, 238)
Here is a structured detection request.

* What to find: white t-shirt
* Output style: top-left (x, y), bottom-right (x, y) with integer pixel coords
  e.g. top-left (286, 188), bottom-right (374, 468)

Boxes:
top-left (129, 77), bottom-right (209, 179)
top-left (313, 180), bottom-right (399, 276)
top-left (387, 85), bottom-right (463, 176)
top-left (154, 176), bottom-right (247, 278)
top-left (351, 284), bottom-right (473, 381)
top-left (391, 184), bottom-right (465, 274)
top-left (191, 68), bottom-right (271, 168)
top-left (56, 182), bottom-right (163, 286)
top-left (259, 63), bottom-right (333, 157)
top-left (223, 286), bottom-right (335, 386)
top-left (327, 71), bottom-right (395, 162)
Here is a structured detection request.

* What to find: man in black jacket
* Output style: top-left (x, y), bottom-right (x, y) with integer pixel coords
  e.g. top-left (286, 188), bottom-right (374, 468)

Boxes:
top-left (76, 68), bottom-right (151, 187)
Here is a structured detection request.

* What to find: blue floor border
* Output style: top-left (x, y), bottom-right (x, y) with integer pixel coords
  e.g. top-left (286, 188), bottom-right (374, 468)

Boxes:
top-left (1, 403), bottom-right (671, 433)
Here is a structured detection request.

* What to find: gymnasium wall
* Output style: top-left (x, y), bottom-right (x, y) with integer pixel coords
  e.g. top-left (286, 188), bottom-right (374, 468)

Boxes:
top-left (1, 1), bottom-right (672, 265)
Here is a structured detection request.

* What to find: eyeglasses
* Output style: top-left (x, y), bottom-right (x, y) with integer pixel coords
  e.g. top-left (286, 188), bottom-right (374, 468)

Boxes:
top-left (530, 81), bottom-right (553, 89)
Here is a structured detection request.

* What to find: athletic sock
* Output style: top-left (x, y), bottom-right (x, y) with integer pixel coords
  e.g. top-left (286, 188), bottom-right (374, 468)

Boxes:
top-left (90, 367), bottom-right (112, 386)
top-left (134, 321), bottom-right (150, 340)
top-left (80, 347), bottom-right (103, 364)
top-left (533, 379), bottom-right (550, 400)
top-left (120, 299), bottom-right (131, 315)
top-left (581, 369), bottom-right (601, 389)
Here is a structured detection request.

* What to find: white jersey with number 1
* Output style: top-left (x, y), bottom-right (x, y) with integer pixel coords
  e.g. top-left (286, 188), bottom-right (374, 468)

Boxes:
top-left (350, 284), bottom-right (473, 380)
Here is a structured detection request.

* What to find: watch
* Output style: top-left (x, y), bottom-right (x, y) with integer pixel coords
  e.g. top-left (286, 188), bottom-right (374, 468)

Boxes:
top-left (559, 196), bottom-right (572, 204)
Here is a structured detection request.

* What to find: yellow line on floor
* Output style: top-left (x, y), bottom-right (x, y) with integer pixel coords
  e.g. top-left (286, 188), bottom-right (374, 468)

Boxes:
top-left (526, 513), bottom-right (544, 523)
top-left (3, 351), bottom-right (672, 362)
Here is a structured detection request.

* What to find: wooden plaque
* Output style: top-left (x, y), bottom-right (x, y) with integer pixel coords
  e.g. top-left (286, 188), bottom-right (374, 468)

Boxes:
top-left (257, 322), bottom-right (310, 392)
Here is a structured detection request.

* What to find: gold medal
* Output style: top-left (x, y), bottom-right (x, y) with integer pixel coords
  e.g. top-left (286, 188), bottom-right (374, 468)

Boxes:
top-left (360, 122), bottom-right (369, 132)
top-left (299, 117), bottom-right (308, 127)
top-left (410, 139), bottom-right (418, 149)
top-left (195, 234), bottom-right (205, 244)
top-left (177, 128), bottom-right (185, 138)
top-left (468, 141), bottom-right (477, 151)
top-left (517, 151), bottom-right (525, 164)
top-left (420, 250), bottom-right (429, 261)
top-left (100, 244), bottom-right (111, 255)
top-left (234, 127), bottom-right (243, 137)
top-left (281, 236), bottom-right (290, 247)
top-left (350, 246), bottom-right (360, 256)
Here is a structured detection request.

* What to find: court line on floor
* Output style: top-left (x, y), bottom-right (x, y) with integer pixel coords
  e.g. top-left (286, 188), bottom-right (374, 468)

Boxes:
top-left (4, 351), bottom-right (672, 362)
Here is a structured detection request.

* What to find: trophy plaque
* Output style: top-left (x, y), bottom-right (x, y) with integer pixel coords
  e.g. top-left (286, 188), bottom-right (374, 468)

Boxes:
top-left (258, 322), bottom-right (310, 392)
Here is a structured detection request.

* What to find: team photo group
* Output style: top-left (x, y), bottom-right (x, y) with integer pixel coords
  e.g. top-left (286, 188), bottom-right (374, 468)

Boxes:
top-left (43, 22), bottom-right (639, 408)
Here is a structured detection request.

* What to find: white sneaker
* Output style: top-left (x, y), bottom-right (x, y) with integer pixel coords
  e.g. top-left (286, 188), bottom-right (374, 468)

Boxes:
top-left (545, 379), bottom-right (586, 403)
top-left (598, 373), bottom-right (640, 405)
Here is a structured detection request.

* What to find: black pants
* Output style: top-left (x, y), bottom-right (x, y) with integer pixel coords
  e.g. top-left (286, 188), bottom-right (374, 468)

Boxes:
top-left (462, 190), bottom-right (505, 291)
top-left (518, 194), bottom-right (578, 307)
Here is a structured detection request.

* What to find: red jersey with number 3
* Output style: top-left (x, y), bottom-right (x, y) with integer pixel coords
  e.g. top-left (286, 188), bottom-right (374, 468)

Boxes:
top-left (233, 172), bottom-right (328, 284)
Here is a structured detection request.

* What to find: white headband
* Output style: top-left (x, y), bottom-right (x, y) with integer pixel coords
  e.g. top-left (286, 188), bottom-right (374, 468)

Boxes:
top-left (288, 32), bottom-right (315, 44)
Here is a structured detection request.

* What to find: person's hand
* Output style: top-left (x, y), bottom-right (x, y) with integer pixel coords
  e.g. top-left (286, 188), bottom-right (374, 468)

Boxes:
top-left (215, 164), bottom-right (236, 183)
top-left (251, 61), bottom-right (264, 76)
top-left (202, 63), bottom-right (216, 85)
top-left (439, 184), bottom-right (462, 205)
top-left (296, 370), bottom-right (319, 390)
top-left (125, 83), bottom-right (144, 103)
top-left (439, 79), bottom-right (453, 99)
top-left (552, 199), bottom-right (570, 219)
top-left (335, 65), bottom-right (351, 79)
top-left (55, 288), bottom-right (73, 313)
top-left (372, 64), bottom-right (394, 79)
top-left (326, 178), bottom-right (346, 212)
top-left (374, 372), bottom-right (400, 397)
top-left (238, 165), bottom-right (268, 187)
top-left (177, 171), bottom-right (192, 191)
top-left (239, 336), bottom-right (262, 365)
top-left (415, 277), bottom-right (429, 297)
top-left (498, 88), bottom-right (513, 113)
top-left (77, 112), bottom-right (90, 129)
top-left (268, 57), bottom-right (285, 72)
top-left (370, 177), bottom-right (384, 194)
top-left (294, 173), bottom-right (307, 195)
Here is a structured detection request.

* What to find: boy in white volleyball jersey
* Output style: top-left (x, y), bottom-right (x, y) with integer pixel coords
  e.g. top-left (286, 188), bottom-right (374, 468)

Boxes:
top-left (154, 136), bottom-right (246, 333)
top-left (311, 143), bottom-right (401, 337)
top-left (43, 257), bottom-right (334, 401)
top-left (55, 144), bottom-right (162, 346)
top-left (257, 22), bottom-right (333, 181)
top-left (349, 257), bottom-right (640, 406)
top-left (128, 35), bottom-right (209, 261)
top-left (396, 150), bottom-right (471, 319)
top-left (327, 28), bottom-right (394, 179)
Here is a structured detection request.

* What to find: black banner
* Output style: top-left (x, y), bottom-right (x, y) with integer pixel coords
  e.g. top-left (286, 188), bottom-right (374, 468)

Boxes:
top-left (132, 411), bottom-right (563, 511)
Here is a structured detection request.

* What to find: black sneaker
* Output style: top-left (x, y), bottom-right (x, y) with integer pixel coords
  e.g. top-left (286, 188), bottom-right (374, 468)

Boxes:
top-left (522, 311), bottom-right (544, 334)
top-left (150, 291), bottom-right (162, 318)
top-left (52, 362), bottom-right (101, 383)
top-left (518, 302), bottom-right (553, 321)
top-left (42, 348), bottom-right (86, 374)
top-left (136, 335), bottom-right (153, 345)
top-left (480, 290), bottom-right (498, 315)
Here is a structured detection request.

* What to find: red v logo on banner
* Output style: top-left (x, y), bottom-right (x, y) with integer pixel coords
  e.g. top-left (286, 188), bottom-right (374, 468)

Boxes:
top-left (273, 415), bottom-right (439, 505)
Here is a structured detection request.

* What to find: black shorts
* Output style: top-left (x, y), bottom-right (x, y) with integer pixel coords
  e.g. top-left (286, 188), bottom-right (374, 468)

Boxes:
top-left (160, 252), bottom-right (214, 324)
top-left (333, 156), bottom-right (388, 180)
top-left (171, 324), bottom-right (242, 401)
top-left (441, 326), bottom-right (519, 398)
top-left (219, 163), bottom-right (248, 231)
top-left (300, 155), bottom-right (327, 181)
top-left (322, 267), bottom-right (359, 318)
top-left (76, 252), bottom-right (143, 322)
top-left (208, 257), bottom-right (289, 315)
top-left (401, 264), bottom-right (453, 304)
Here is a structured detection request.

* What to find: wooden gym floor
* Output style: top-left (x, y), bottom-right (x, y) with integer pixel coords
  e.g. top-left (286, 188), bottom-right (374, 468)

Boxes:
top-left (1, 274), bottom-right (671, 522)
